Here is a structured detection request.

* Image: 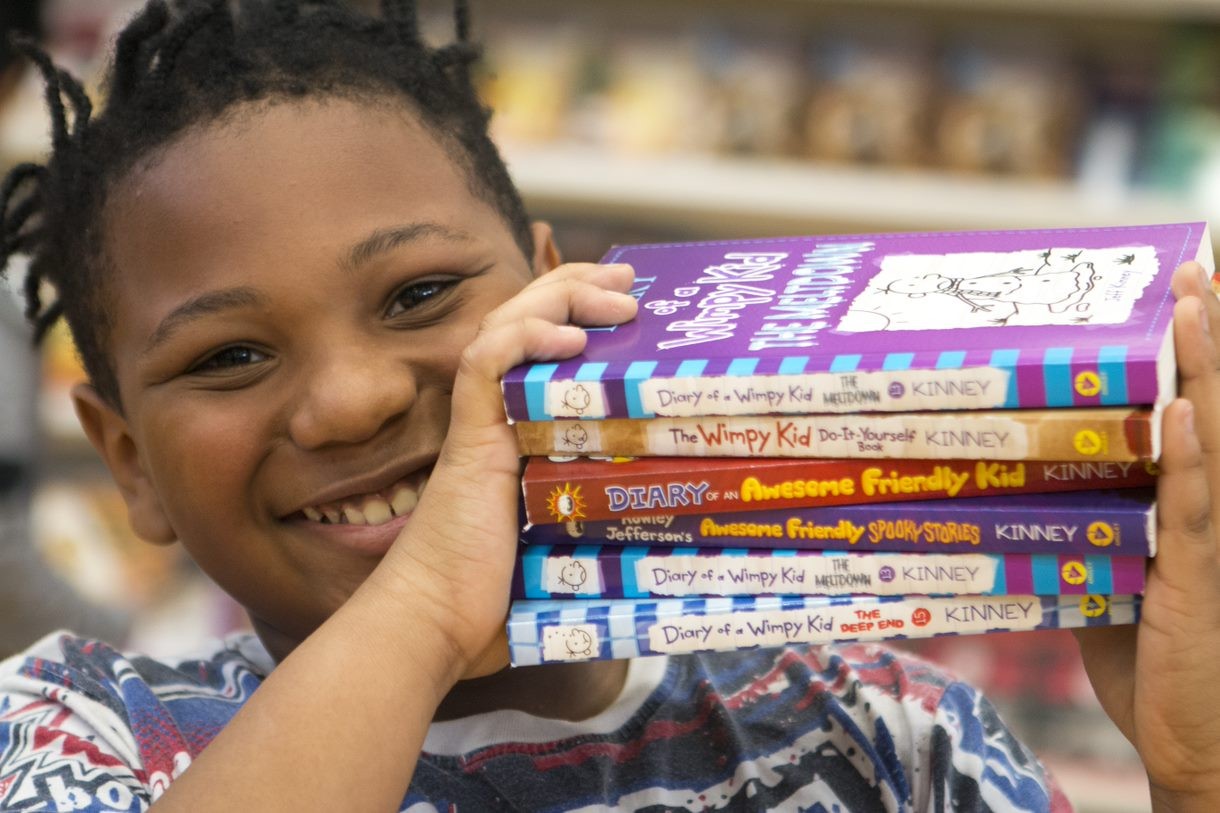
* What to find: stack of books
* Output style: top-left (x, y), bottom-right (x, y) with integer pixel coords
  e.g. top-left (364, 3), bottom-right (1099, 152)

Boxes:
top-left (501, 222), bottom-right (1213, 666)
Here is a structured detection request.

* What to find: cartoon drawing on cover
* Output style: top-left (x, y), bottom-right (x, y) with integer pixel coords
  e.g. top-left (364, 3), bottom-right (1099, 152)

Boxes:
top-left (882, 249), bottom-right (1097, 325)
top-left (561, 423), bottom-right (589, 450)
top-left (565, 628), bottom-right (595, 658)
top-left (560, 384), bottom-right (593, 415)
top-left (837, 245), bottom-right (1158, 331)
top-left (555, 560), bottom-right (589, 591)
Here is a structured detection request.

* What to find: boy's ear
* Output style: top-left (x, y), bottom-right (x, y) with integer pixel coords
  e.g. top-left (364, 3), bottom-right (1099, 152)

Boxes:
top-left (529, 221), bottom-right (562, 275)
top-left (71, 383), bottom-right (177, 546)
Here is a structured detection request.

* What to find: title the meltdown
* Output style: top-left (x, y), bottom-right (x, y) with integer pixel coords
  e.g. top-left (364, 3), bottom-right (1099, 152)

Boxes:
top-left (656, 243), bottom-right (874, 353)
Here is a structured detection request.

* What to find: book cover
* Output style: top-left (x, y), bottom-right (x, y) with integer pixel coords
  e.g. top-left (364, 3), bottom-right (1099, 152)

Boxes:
top-left (513, 545), bottom-right (1147, 600)
top-left (506, 593), bottom-right (1140, 665)
top-left (522, 455), bottom-right (1157, 525)
top-left (503, 223), bottom-right (1211, 422)
top-left (521, 488), bottom-right (1157, 556)
top-left (514, 407), bottom-right (1157, 462)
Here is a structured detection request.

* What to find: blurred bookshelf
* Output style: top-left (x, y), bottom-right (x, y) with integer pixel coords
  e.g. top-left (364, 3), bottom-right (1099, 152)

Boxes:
top-left (468, 0), bottom-right (1220, 256)
top-left (504, 141), bottom-right (1195, 238)
top-left (864, 0), bottom-right (1220, 19)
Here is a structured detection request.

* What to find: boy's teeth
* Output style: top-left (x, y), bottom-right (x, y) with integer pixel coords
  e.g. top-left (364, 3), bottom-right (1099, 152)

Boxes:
top-left (390, 486), bottom-right (418, 516)
top-left (362, 497), bottom-right (392, 525)
top-left (301, 476), bottom-right (428, 526)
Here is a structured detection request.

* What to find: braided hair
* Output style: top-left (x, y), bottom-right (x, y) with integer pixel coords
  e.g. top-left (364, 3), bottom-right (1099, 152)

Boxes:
top-left (0, 0), bottom-right (533, 408)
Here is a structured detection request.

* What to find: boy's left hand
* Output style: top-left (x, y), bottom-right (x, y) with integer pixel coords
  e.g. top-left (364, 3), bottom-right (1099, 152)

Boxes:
top-left (1075, 261), bottom-right (1220, 810)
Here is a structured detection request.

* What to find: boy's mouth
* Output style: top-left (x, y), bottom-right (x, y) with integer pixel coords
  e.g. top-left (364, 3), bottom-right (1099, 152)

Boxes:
top-left (295, 473), bottom-right (429, 527)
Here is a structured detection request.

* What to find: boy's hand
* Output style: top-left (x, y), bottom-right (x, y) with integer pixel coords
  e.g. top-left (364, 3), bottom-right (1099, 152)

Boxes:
top-left (369, 262), bottom-right (637, 683)
top-left (1075, 261), bottom-right (1220, 810)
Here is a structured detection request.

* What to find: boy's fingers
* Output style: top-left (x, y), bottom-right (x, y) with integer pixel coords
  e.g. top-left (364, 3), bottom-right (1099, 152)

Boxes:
top-left (484, 270), bottom-right (637, 333)
top-left (449, 316), bottom-right (589, 434)
top-left (1172, 294), bottom-right (1220, 492)
top-left (1171, 261), bottom-right (1220, 337)
top-left (1152, 399), bottom-right (1220, 604)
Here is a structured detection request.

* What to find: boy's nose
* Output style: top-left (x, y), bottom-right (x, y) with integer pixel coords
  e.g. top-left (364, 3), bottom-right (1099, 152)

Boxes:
top-left (287, 350), bottom-right (418, 450)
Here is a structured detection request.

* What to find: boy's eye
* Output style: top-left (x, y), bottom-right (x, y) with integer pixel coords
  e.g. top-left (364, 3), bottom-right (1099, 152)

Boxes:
top-left (190, 345), bottom-right (270, 374)
top-left (386, 279), bottom-right (456, 318)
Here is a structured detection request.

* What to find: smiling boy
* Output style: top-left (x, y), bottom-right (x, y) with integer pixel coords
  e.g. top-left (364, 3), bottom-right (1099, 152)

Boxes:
top-left (3, 3), bottom-right (1220, 812)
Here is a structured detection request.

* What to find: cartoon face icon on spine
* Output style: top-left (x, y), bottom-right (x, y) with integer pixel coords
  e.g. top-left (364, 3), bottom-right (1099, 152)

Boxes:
top-left (565, 628), bottom-right (595, 658)
top-left (560, 384), bottom-right (593, 415)
top-left (556, 560), bottom-right (589, 592)
top-left (561, 423), bottom-right (590, 450)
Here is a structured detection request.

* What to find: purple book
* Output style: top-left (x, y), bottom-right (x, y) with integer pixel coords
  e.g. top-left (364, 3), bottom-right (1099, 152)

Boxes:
top-left (512, 545), bottom-right (1147, 600)
top-left (502, 223), bottom-right (1211, 422)
top-left (521, 488), bottom-right (1157, 557)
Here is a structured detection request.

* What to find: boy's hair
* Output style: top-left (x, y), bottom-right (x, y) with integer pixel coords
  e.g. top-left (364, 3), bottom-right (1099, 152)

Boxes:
top-left (0, 0), bottom-right (533, 409)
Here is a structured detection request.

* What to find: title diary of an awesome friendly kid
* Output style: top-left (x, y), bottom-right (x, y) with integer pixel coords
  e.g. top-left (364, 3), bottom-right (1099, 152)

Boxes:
top-left (502, 223), bottom-right (1211, 424)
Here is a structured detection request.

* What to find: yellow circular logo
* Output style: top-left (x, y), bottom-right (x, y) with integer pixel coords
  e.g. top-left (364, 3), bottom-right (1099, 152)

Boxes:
top-left (1061, 561), bottom-right (1088, 585)
top-left (1073, 429), bottom-right (1105, 456)
top-left (1080, 595), bottom-right (1108, 618)
top-left (1086, 522), bottom-right (1115, 548)
top-left (1074, 371), bottom-right (1102, 397)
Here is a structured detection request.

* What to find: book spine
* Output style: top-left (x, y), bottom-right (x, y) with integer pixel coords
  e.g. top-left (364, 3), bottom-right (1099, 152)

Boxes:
top-left (502, 353), bottom-right (1164, 422)
top-left (520, 491), bottom-right (1157, 556)
top-left (522, 457), bottom-right (1157, 525)
top-left (514, 408), bottom-right (1157, 462)
top-left (506, 593), bottom-right (1140, 665)
top-left (512, 546), bottom-right (1148, 600)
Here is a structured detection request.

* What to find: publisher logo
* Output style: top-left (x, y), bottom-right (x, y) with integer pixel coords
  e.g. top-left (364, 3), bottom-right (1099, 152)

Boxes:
top-left (1060, 561), bottom-right (1089, 586)
top-left (1086, 522), bottom-right (1116, 548)
top-left (911, 607), bottom-right (932, 627)
top-left (1080, 595), bottom-right (1108, 618)
top-left (887, 382), bottom-right (905, 399)
top-left (878, 565), bottom-right (895, 582)
top-left (1072, 429), bottom-right (1106, 456)
top-left (1074, 371), bottom-right (1102, 398)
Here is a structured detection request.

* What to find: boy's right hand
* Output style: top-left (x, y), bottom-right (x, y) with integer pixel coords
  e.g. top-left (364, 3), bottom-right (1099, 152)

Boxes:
top-left (369, 262), bottom-right (637, 684)
top-left (1076, 261), bottom-right (1220, 810)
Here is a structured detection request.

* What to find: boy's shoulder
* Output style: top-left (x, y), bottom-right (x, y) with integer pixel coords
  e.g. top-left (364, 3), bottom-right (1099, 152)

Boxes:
top-left (0, 630), bottom-right (268, 807)
top-left (1, 629), bottom-right (271, 695)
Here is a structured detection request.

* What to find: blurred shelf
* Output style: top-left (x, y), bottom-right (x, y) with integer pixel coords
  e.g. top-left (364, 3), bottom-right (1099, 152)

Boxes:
top-left (504, 0), bottom-right (1220, 24)
top-left (506, 142), bottom-right (1201, 238)
top-left (848, 0), bottom-right (1220, 21)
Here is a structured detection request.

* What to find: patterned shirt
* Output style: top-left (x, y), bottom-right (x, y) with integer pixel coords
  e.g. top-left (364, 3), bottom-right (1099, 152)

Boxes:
top-left (0, 632), bottom-right (1071, 811)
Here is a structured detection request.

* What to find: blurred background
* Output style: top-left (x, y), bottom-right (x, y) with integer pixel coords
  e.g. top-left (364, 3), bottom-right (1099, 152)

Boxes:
top-left (6, 1), bottom-right (1219, 809)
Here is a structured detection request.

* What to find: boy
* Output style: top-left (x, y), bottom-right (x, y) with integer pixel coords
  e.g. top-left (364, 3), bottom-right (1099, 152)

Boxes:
top-left (1, 2), bottom-right (1219, 810)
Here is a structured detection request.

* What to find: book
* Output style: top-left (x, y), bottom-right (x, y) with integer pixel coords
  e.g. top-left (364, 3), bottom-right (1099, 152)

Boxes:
top-left (520, 488), bottom-right (1157, 556)
top-left (513, 545), bottom-right (1147, 600)
top-left (502, 223), bottom-right (1211, 423)
top-left (522, 455), bottom-right (1157, 525)
top-left (513, 407), bottom-right (1158, 462)
top-left (506, 593), bottom-right (1140, 665)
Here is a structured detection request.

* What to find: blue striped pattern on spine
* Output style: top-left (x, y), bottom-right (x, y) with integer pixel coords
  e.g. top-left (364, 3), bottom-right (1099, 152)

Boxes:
top-left (506, 594), bottom-right (1141, 665)
top-left (514, 547), bottom-right (1143, 599)
top-left (510, 345), bottom-right (1152, 421)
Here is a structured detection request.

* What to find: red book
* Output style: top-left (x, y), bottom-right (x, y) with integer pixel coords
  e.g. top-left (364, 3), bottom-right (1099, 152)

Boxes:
top-left (521, 455), bottom-right (1156, 526)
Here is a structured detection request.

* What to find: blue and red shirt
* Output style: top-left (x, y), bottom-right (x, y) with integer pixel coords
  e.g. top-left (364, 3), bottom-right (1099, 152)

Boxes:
top-left (0, 632), bottom-right (1070, 811)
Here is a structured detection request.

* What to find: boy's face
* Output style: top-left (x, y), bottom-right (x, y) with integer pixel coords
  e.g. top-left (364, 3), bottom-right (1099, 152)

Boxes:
top-left (75, 99), bottom-right (556, 654)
